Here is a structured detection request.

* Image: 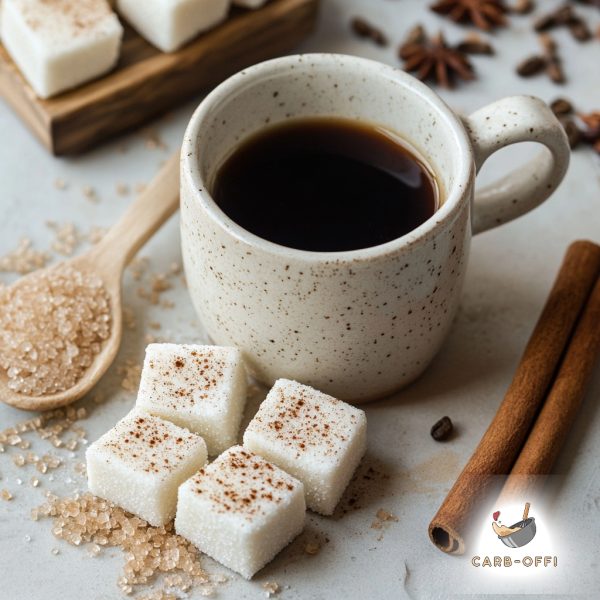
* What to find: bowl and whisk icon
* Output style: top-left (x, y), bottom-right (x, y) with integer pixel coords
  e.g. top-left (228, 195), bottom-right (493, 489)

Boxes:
top-left (492, 502), bottom-right (537, 548)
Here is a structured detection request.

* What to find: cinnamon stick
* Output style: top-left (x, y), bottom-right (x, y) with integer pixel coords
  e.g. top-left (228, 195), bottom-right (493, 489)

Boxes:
top-left (497, 273), bottom-right (600, 504)
top-left (428, 240), bottom-right (600, 555)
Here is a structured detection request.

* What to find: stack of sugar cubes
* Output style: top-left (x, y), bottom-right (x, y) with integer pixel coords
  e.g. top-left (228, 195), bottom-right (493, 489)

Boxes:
top-left (0, 0), bottom-right (269, 99)
top-left (87, 343), bottom-right (367, 579)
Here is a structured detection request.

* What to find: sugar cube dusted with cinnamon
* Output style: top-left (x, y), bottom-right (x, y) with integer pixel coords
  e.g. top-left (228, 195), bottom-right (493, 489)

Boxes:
top-left (135, 343), bottom-right (247, 455)
top-left (175, 446), bottom-right (305, 579)
top-left (1, 0), bottom-right (123, 98)
top-left (116, 0), bottom-right (230, 53)
top-left (243, 379), bottom-right (367, 515)
top-left (86, 409), bottom-right (208, 526)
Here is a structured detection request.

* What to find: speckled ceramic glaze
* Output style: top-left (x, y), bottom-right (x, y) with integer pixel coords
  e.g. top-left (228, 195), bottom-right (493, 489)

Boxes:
top-left (180, 54), bottom-right (570, 403)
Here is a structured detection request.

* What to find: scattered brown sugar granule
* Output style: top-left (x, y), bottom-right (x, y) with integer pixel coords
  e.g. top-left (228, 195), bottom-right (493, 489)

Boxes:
top-left (0, 238), bottom-right (50, 274)
top-left (371, 508), bottom-right (399, 540)
top-left (263, 581), bottom-right (280, 597)
top-left (37, 493), bottom-right (212, 597)
top-left (118, 359), bottom-right (142, 393)
top-left (0, 265), bottom-right (111, 395)
top-left (304, 541), bottom-right (321, 555)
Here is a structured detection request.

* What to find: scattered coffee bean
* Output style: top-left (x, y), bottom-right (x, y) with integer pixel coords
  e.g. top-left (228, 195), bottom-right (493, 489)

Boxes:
top-left (516, 34), bottom-right (564, 83)
top-left (431, 416), bottom-right (454, 441)
top-left (456, 33), bottom-right (495, 55)
top-left (516, 55), bottom-right (546, 76)
top-left (568, 19), bottom-right (592, 41)
top-left (550, 97), bottom-right (574, 116)
top-left (535, 5), bottom-right (573, 30)
top-left (350, 17), bottom-right (388, 47)
top-left (534, 3), bottom-right (592, 42)
top-left (546, 57), bottom-right (565, 84)
top-left (560, 118), bottom-right (582, 148)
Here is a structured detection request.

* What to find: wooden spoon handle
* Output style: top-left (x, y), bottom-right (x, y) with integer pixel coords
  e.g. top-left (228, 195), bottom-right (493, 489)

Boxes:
top-left (523, 502), bottom-right (530, 521)
top-left (92, 152), bottom-right (180, 271)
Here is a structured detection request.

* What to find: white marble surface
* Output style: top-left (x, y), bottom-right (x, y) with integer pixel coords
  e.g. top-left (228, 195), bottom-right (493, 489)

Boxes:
top-left (1, 1), bottom-right (599, 599)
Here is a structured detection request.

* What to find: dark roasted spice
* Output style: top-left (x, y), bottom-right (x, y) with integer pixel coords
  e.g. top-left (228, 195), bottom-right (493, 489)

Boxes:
top-left (579, 112), bottom-right (600, 153)
top-left (398, 26), bottom-right (475, 88)
top-left (430, 0), bottom-right (508, 31)
top-left (350, 17), bottom-right (388, 47)
top-left (534, 3), bottom-right (592, 42)
top-left (516, 55), bottom-right (546, 76)
top-left (561, 118), bottom-right (582, 149)
top-left (515, 34), bottom-right (564, 84)
top-left (431, 416), bottom-right (454, 441)
top-left (550, 97), bottom-right (574, 116)
top-left (456, 32), bottom-right (495, 55)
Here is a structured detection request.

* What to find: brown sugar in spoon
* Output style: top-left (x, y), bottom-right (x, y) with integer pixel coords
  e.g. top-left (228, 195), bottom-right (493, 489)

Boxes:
top-left (0, 153), bottom-right (180, 412)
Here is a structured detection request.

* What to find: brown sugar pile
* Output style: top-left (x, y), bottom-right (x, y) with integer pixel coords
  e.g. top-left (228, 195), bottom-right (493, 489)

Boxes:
top-left (36, 492), bottom-right (212, 596)
top-left (0, 265), bottom-right (111, 395)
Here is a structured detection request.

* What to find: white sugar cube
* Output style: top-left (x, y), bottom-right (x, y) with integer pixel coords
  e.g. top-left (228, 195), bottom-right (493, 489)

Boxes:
top-left (1, 0), bottom-right (123, 99)
top-left (233, 0), bottom-right (267, 8)
top-left (136, 344), bottom-right (247, 456)
top-left (116, 0), bottom-right (230, 53)
top-left (86, 409), bottom-right (207, 526)
top-left (175, 446), bottom-right (305, 579)
top-left (243, 379), bottom-right (367, 515)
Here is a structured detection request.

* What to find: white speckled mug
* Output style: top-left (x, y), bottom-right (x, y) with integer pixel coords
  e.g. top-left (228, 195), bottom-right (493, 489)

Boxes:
top-left (180, 54), bottom-right (570, 403)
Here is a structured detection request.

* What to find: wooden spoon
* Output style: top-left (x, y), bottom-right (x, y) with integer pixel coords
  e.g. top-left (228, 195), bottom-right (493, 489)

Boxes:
top-left (0, 153), bottom-right (180, 411)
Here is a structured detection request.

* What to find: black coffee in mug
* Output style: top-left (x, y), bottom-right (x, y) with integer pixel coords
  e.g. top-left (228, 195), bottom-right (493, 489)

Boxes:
top-left (212, 117), bottom-right (438, 252)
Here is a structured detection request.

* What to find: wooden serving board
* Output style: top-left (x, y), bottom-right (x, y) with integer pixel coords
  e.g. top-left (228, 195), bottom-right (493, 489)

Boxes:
top-left (0, 0), bottom-right (319, 155)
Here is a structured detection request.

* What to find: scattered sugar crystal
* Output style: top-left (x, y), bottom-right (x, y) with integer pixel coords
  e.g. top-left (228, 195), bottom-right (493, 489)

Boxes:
top-left (175, 446), bottom-right (305, 579)
top-left (136, 344), bottom-right (247, 455)
top-left (38, 492), bottom-right (209, 596)
top-left (304, 541), bottom-right (320, 555)
top-left (24, 534), bottom-right (31, 542)
top-left (1, 0), bottom-right (123, 98)
top-left (0, 265), bottom-right (111, 395)
top-left (263, 581), bottom-right (279, 597)
top-left (244, 379), bottom-right (367, 515)
top-left (86, 410), bottom-right (208, 526)
top-left (116, 0), bottom-right (229, 52)
top-left (0, 238), bottom-right (50, 274)
top-left (51, 547), bottom-right (60, 555)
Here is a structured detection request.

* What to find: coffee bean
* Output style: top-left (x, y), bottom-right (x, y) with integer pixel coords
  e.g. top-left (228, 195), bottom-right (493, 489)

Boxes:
top-left (550, 97), bottom-right (574, 116)
top-left (431, 416), bottom-right (454, 441)
top-left (560, 118), bottom-right (581, 149)
top-left (516, 55), bottom-right (546, 77)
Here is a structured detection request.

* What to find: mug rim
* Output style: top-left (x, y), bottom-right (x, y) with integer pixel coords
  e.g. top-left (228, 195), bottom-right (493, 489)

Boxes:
top-left (181, 53), bottom-right (475, 263)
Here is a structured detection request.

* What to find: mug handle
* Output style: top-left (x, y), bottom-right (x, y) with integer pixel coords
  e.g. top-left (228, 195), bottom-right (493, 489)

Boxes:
top-left (462, 95), bottom-right (570, 235)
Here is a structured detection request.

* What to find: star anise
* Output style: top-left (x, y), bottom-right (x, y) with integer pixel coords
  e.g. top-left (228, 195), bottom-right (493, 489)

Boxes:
top-left (398, 26), bottom-right (475, 88)
top-left (430, 0), bottom-right (508, 31)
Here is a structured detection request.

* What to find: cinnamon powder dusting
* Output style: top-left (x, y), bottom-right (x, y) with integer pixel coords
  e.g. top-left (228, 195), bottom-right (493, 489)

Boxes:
top-left (188, 447), bottom-right (298, 521)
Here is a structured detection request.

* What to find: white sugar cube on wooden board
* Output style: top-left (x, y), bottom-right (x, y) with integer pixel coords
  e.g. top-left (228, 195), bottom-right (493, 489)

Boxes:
top-left (116, 0), bottom-right (230, 53)
top-left (86, 409), bottom-right (208, 526)
top-left (136, 343), bottom-right (247, 456)
top-left (244, 379), bottom-right (367, 515)
top-left (1, 0), bottom-right (123, 98)
top-left (175, 446), bottom-right (305, 579)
